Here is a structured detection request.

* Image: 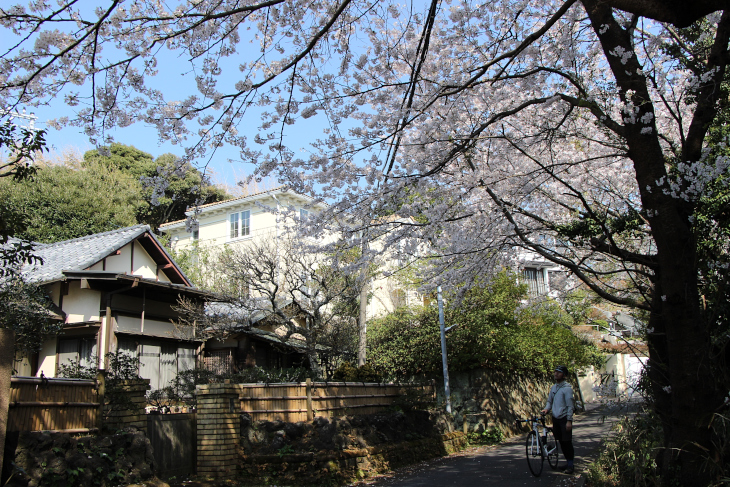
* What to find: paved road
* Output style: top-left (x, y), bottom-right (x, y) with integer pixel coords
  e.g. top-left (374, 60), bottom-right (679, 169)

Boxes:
top-left (351, 403), bottom-right (624, 487)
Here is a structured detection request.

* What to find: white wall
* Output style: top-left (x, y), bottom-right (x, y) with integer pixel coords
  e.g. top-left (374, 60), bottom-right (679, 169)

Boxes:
top-left (132, 241), bottom-right (158, 279)
top-left (105, 243), bottom-right (133, 273)
top-left (578, 353), bottom-right (647, 401)
top-left (88, 240), bottom-right (173, 281)
top-left (36, 337), bottom-right (57, 377)
top-left (13, 352), bottom-right (33, 376)
top-left (116, 315), bottom-right (178, 338)
top-left (63, 281), bottom-right (102, 322)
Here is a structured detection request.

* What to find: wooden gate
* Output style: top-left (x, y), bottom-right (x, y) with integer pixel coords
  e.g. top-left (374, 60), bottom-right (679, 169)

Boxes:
top-left (146, 413), bottom-right (197, 479)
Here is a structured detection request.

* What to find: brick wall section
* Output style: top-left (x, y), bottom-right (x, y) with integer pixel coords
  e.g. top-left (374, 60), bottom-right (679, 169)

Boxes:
top-left (196, 381), bottom-right (239, 479)
top-left (105, 379), bottom-right (150, 434)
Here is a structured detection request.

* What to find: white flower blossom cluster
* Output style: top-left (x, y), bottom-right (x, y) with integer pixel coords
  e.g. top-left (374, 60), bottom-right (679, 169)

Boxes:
top-left (655, 154), bottom-right (730, 202)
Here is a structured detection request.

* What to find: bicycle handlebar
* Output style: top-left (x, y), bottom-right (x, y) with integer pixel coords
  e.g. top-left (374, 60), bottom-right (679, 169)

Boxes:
top-left (515, 414), bottom-right (547, 425)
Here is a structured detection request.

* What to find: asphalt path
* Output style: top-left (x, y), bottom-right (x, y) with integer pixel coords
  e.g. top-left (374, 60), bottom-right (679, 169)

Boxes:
top-left (350, 403), bottom-right (625, 487)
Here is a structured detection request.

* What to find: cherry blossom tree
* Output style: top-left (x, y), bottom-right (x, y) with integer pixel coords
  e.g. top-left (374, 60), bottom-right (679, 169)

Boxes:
top-left (175, 235), bottom-right (361, 378)
top-left (1, 0), bottom-right (729, 482)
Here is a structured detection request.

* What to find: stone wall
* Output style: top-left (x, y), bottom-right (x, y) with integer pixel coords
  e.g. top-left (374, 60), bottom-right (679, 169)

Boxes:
top-left (3, 430), bottom-right (155, 487)
top-left (434, 368), bottom-right (560, 435)
top-left (240, 431), bottom-right (466, 485)
top-left (238, 409), bottom-right (465, 485)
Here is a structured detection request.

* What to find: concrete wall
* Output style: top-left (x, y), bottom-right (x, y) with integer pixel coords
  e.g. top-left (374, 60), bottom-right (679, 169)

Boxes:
top-left (579, 353), bottom-right (647, 400)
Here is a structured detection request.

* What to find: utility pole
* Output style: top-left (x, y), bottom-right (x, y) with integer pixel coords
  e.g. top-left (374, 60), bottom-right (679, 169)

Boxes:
top-left (437, 285), bottom-right (451, 413)
top-left (357, 231), bottom-right (369, 366)
top-left (357, 279), bottom-right (369, 366)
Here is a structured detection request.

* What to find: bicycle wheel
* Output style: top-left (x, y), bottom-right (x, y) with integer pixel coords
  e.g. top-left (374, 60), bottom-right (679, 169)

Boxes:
top-left (545, 429), bottom-right (559, 469)
top-left (525, 431), bottom-right (544, 476)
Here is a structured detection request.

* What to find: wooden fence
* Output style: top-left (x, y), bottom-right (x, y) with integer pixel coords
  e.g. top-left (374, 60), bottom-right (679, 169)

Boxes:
top-left (7, 376), bottom-right (433, 431)
top-left (8, 376), bottom-right (101, 433)
top-left (236, 380), bottom-right (435, 422)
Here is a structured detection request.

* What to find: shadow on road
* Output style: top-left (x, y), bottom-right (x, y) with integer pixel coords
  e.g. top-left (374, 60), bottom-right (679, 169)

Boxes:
top-left (350, 401), bottom-right (634, 487)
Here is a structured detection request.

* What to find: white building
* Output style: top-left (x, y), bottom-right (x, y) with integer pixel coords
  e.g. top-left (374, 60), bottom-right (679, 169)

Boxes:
top-left (159, 187), bottom-right (420, 321)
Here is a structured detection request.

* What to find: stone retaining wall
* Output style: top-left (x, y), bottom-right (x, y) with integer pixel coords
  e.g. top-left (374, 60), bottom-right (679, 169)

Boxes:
top-left (239, 431), bottom-right (467, 485)
top-left (437, 368), bottom-right (577, 435)
top-left (3, 430), bottom-right (155, 486)
top-left (231, 408), bottom-right (461, 485)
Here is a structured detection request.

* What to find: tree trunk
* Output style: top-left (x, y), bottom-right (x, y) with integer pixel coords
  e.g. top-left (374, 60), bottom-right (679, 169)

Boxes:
top-left (304, 318), bottom-right (322, 378)
top-left (0, 329), bottom-right (15, 480)
top-left (307, 345), bottom-right (321, 379)
top-left (581, 2), bottom-right (728, 482)
top-left (650, 221), bottom-right (723, 484)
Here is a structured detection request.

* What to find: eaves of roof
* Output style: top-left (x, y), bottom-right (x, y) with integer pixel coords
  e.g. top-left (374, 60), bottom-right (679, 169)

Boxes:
top-left (60, 271), bottom-right (220, 300)
top-left (234, 326), bottom-right (329, 352)
top-left (159, 187), bottom-right (326, 231)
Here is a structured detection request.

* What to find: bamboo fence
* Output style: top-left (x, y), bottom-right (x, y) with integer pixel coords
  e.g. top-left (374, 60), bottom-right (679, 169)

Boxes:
top-left (8, 376), bottom-right (102, 433)
top-left (236, 380), bottom-right (435, 422)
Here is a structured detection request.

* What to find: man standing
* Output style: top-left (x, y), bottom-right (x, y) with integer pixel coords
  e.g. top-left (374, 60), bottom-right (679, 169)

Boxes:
top-left (541, 365), bottom-right (575, 474)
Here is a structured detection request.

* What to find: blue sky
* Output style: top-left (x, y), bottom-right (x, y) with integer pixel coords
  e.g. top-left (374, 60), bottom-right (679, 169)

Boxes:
top-left (14, 89), bottom-right (323, 190)
top-left (2, 0), bottom-right (434, 190)
top-left (2, 16), bottom-right (331, 189)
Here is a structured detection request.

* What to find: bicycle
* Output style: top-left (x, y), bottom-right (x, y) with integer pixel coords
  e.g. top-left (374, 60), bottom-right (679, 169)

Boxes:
top-left (516, 413), bottom-right (559, 476)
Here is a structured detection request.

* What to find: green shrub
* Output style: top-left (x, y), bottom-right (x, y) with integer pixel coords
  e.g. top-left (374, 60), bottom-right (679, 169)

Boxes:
top-left (332, 362), bottom-right (383, 382)
top-left (367, 271), bottom-right (603, 378)
top-left (467, 427), bottom-right (504, 446)
top-left (586, 409), bottom-right (663, 486)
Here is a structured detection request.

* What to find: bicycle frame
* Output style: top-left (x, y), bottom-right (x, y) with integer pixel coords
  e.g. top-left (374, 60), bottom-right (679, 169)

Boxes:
top-left (530, 417), bottom-right (557, 458)
top-left (518, 414), bottom-right (559, 477)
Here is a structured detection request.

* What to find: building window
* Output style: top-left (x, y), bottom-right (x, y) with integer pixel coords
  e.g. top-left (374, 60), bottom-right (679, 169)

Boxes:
top-left (57, 337), bottom-right (97, 371)
top-left (118, 338), bottom-right (196, 390)
top-left (522, 267), bottom-right (547, 295)
top-left (230, 210), bottom-right (251, 239)
top-left (241, 210), bottom-right (250, 236)
top-left (300, 209), bottom-right (309, 221)
top-left (230, 213), bottom-right (239, 238)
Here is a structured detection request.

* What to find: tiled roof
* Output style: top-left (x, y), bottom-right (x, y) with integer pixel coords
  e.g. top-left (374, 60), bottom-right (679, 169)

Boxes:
top-left (22, 225), bottom-right (165, 284)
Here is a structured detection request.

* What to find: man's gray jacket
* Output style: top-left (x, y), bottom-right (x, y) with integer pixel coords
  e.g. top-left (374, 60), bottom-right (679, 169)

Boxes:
top-left (544, 381), bottom-right (574, 421)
